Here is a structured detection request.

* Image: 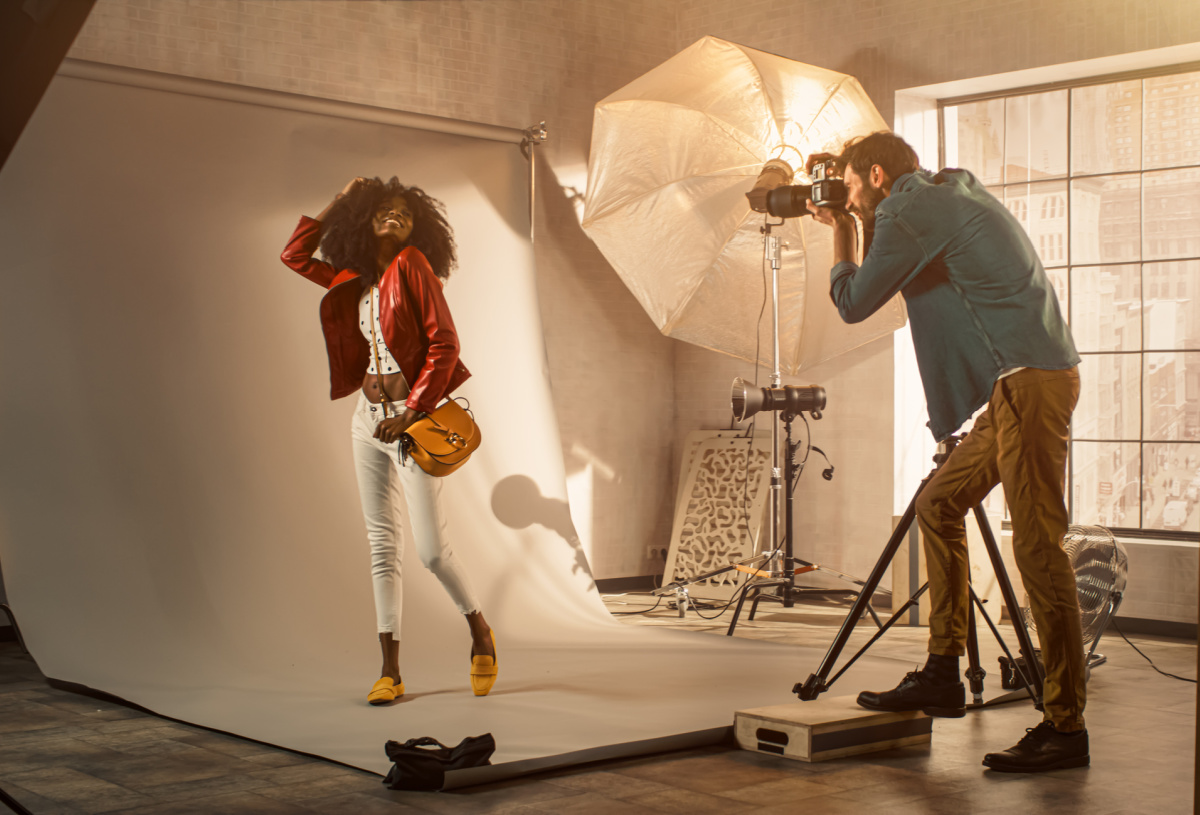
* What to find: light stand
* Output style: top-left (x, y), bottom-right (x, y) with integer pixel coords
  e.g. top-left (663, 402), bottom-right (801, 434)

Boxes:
top-left (720, 223), bottom-right (880, 634)
top-left (724, 408), bottom-right (885, 636)
top-left (764, 219), bottom-right (784, 593)
top-left (653, 222), bottom-right (822, 617)
top-left (653, 162), bottom-right (869, 621)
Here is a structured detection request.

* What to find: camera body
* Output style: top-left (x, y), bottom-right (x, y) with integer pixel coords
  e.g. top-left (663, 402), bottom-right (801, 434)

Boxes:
top-left (745, 158), bottom-right (847, 219)
top-left (809, 159), bottom-right (847, 210)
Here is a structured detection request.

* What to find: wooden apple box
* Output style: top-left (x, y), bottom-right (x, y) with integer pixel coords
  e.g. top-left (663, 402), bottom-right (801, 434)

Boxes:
top-left (735, 696), bottom-right (932, 762)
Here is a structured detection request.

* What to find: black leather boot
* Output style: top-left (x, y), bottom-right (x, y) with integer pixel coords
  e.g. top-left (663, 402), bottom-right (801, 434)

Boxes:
top-left (982, 721), bottom-right (1089, 772)
top-left (856, 668), bottom-right (966, 717)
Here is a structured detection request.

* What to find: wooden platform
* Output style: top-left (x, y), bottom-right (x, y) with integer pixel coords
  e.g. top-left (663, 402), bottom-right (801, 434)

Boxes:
top-left (735, 696), bottom-right (932, 762)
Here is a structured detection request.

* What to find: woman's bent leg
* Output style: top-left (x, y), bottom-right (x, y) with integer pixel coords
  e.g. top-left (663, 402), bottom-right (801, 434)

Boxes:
top-left (394, 456), bottom-right (483, 616)
top-left (395, 452), bottom-right (496, 694)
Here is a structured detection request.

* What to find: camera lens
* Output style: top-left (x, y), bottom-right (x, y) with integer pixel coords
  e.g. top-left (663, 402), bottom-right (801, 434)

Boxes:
top-left (765, 184), bottom-right (813, 219)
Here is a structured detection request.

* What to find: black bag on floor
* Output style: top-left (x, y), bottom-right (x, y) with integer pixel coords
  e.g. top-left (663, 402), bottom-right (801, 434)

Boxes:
top-left (382, 733), bottom-right (496, 791)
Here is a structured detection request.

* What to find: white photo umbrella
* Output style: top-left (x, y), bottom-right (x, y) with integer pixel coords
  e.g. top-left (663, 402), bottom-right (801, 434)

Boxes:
top-left (582, 36), bottom-right (905, 374)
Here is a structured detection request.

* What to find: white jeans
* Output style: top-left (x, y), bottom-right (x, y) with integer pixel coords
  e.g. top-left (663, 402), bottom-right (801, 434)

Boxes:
top-left (350, 393), bottom-right (481, 636)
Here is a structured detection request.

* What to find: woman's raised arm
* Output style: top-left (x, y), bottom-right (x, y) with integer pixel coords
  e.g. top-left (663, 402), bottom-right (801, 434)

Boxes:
top-left (280, 178), bottom-right (365, 288)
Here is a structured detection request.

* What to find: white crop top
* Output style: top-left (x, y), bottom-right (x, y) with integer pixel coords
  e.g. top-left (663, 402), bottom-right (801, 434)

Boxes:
top-left (359, 286), bottom-right (405, 378)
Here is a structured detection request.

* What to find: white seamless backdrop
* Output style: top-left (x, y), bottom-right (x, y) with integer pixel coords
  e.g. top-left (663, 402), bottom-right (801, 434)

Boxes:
top-left (0, 68), bottom-right (607, 722)
top-left (0, 70), bottom-right (899, 777)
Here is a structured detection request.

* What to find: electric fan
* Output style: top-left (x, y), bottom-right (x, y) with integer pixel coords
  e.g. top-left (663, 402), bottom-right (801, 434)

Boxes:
top-left (1023, 524), bottom-right (1129, 669)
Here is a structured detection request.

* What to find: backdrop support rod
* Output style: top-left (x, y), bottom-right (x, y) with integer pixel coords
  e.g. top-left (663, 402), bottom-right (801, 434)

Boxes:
top-left (521, 122), bottom-right (547, 243)
top-left (58, 59), bottom-right (528, 145)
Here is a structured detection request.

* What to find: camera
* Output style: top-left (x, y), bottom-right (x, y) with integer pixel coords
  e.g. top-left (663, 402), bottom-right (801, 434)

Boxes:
top-left (809, 159), bottom-right (847, 210)
top-left (745, 158), bottom-right (847, 219)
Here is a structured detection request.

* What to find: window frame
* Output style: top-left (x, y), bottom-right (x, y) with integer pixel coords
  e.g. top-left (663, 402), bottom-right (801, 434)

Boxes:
top-left (937, 61), bottom-right (1200, 542)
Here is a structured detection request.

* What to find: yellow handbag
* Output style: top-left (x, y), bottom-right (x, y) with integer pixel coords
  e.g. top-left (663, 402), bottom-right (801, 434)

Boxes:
top-left (367, 285), bottom-right (481, 477)
top-left (401, 398), bottom-right (481, 477)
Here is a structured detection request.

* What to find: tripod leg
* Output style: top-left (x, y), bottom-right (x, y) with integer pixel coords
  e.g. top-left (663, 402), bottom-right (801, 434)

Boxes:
top-left (972, 505), bottom-right (1044, 705)
top-left (794, 478), bottom-right (929, 700)
top-left (964, 590), bottom-right (986, 704)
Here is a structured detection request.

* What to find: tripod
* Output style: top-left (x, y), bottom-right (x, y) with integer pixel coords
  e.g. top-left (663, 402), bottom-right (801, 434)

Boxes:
top-left (792, 435), bottom-right (1046, 709)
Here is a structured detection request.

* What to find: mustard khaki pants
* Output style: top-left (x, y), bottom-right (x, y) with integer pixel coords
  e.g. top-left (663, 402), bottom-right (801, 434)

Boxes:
top-left (915, 366), bottom-right (1085, 731)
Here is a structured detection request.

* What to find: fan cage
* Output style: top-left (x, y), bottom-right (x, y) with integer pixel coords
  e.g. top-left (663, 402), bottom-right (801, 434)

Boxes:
top-left (1021, 524), bottom-right (1129, 645)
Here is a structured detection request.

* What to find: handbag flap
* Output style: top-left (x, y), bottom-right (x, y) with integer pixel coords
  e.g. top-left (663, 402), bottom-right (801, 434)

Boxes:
top-left (406, 400), bottom-right (478, 455)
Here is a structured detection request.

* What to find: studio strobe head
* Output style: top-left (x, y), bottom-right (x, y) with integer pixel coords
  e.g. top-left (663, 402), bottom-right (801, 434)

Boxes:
top-left (731, 377), bottom-right (827, 422)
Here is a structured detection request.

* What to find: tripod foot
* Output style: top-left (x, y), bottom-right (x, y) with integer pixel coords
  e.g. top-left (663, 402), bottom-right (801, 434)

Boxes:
top-left (793, 674), bottom-right (827, 701)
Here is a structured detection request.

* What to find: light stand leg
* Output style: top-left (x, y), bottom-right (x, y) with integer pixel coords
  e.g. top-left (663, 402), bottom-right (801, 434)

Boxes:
top-left (727, 586), bottom-right (757, 636)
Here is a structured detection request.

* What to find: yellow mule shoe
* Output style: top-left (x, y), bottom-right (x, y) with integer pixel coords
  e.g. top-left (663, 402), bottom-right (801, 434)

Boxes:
top-left (368, 676), bottom-right (404, 705)
top-left (470, 632), bottom-right (497, 697)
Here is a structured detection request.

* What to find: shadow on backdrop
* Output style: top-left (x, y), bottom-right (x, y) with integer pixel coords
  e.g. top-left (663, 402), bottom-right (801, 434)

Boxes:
top-left (491, 474), bottom-right (594, 589)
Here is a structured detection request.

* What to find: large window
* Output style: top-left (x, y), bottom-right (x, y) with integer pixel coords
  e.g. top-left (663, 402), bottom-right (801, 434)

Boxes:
top-left (941, 66), bottom-right (1200, 538)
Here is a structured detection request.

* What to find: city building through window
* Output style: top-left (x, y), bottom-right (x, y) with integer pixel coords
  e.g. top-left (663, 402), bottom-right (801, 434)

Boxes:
top-left (941, 66), bottom-right (1200, 537)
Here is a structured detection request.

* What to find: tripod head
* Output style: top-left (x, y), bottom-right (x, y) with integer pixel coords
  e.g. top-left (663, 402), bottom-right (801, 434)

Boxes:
top-left (933, 433), bottom-right (968, 466)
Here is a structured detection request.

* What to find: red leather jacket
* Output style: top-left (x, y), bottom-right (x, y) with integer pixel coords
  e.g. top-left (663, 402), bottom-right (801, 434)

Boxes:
top-left (280, 216), bottom-right (470, 413)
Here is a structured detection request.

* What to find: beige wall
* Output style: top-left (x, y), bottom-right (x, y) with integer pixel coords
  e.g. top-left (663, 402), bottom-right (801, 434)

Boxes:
top-left (675, 0), bottom-right (1200, 125)
top-left (66, 0), bottom-right (1200, 580)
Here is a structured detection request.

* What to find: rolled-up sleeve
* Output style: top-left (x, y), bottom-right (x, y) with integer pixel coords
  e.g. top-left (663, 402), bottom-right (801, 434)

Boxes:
top-left (830, 212), bottom-right (929, 324)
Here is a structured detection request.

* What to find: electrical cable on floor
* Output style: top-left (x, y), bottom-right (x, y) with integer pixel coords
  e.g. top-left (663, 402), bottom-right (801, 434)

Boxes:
top-left (686, 579), bottom-right (759, 621)
top-left (606, 595), bottom-right (664, 615)
top-left (602, 566), bottom-right (669, 616)
top-left (688, 533), bottom-right (788, 621)
top-left (1111, 619), bottom-right (1197, 683)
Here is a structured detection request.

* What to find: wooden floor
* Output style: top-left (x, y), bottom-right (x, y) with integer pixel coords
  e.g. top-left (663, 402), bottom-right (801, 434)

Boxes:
top-left (0, 597), bottom-right (1195, 814)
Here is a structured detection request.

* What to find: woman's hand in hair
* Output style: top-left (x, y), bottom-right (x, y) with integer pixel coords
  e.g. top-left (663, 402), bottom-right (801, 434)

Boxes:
top-left (373, 409), bottom-right (423, 444)
top-left (341, 176), bottom-right (367, 197)
top-left (315, 177), bottom-right (368, 223)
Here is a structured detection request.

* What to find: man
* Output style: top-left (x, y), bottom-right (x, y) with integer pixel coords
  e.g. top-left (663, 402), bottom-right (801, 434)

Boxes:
top-left (806, 132), bottom-right (1087, 773)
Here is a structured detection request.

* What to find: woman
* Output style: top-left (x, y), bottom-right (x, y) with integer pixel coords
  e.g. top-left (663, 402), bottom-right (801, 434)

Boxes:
top-left (281, 176), bottom-right (496, 704)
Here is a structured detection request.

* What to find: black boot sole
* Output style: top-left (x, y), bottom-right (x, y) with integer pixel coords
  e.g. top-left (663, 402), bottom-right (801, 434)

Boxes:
top-left (983, 755), bottom-right (1090, 773)
top-left (856, 696), bottom-right (965, 718)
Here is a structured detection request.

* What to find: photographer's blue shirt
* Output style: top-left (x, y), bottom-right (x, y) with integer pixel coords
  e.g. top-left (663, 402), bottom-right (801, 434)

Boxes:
top-left (830, 168), bottom-right (1079, 441)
